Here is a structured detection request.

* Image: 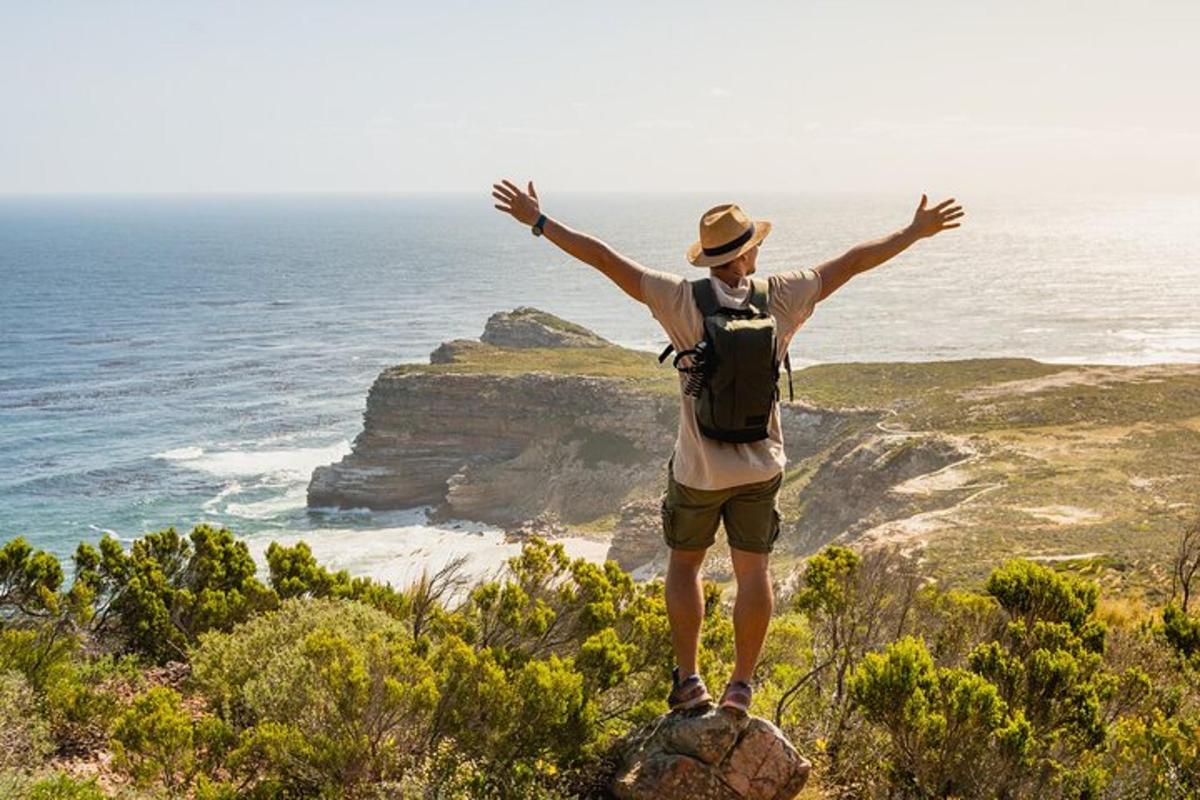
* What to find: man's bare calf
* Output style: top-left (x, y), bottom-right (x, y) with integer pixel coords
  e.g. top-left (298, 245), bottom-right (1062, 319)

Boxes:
top-left (665, 545), bottom-right (774, 691)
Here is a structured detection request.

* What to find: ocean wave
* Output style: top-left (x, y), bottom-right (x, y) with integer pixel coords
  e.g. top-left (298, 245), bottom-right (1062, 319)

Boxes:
top-left (202, 480), bottom-right (245, 512)
top-left (155, 446), bottom-right (205, 461)
top-left (153, 440), bottom-right (351, 481)
top-left (223, 486), bottom-right (308, 519)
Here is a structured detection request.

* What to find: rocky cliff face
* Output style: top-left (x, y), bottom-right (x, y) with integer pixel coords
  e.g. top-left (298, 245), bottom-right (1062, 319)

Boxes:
top-left (308, 310), bottom-right (674, 526)
top-left (308, 370), bottom-right (675, 525)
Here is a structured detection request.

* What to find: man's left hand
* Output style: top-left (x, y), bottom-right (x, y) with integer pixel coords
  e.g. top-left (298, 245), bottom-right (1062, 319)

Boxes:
top-left (492, 178), bottom-right (541, 226)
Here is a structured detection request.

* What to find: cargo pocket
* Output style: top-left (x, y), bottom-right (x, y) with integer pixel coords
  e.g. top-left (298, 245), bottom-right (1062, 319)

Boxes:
top-left (660, 493), bottom-right (676, 547)
top-left (768, 505), bottom-right (782, 549)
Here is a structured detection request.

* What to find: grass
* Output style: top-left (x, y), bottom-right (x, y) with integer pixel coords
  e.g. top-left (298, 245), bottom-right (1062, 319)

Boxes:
top-left (385, 343), bottom-right (679, 393)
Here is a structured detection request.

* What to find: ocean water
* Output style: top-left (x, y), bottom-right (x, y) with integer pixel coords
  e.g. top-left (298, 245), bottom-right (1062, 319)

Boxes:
top-left (2, 192), bottom-right (1198, 576)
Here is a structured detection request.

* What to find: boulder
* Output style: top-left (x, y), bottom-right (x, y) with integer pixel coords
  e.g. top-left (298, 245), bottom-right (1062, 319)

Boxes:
top-left (613, 707), bottom-right (811, 800)
top-left (429, 338), bottom-right (490, 364)
top-left (480, 306), bottom-right (611, 349)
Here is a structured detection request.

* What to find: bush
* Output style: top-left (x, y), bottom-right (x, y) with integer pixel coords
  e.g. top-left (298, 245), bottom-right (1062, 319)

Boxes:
top-left (6, 528), bottom-right (1200, 800)
top-left (1162, 604), bottom-right (1200, 662)
top-left (193, 596), bottom-right (437, 796)
top-left (0, 670), bottom-right (53, 771)
top-left (111, 686), bottom-right (196, 793)
top-left (5, 771), bottom-right (110, 800)
top-left (70, 525), bottom-right (278, 663)
top-left (849, 636), bottom-right (1030, 798)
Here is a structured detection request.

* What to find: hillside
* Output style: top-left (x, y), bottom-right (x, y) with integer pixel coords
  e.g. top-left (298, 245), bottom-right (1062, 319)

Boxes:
top-left (308, 309), bottom-right (1200, 598)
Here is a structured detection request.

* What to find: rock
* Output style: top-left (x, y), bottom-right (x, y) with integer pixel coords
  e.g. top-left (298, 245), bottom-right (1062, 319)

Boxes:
top-left (429, 338), bottom-right (489, 364)
top-left (502, 511), bottom-right (569, 542)
top-left (480, 306), bottom-right (612, 349)
top-left (613, 707), bottom-right (812, 800)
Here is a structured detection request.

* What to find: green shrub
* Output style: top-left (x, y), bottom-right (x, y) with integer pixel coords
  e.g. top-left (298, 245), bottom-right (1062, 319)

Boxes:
top-left (0, 669), bottom-right (53, 771)
top-left (849, 636), bottom-right (1030, 798)
top-left (193, 596), bottom-right (437, 796)
top-left (12, 771), bottom-right (110, 800)
top-left (1105, 708), bottom-right (1200, 799)
top-left (111, 686), bottom-right (196, 794)
top-left (986, 559), bottom-right (1098, 632)
top-left (70, 525), bottom-right (278, 663)
top-left (1162, 604), bottom-right (1200, 662)
top-left (265, 540), bottom-right (412, 620)
top-left (0, 538), bottom-right (64, 618)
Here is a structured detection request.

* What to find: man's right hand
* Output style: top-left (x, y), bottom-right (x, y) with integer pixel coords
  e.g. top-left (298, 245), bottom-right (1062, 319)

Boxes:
top-left (907, 194), bottom-right (964, 239)
top-left (492, 178), bottom-right (541, 226)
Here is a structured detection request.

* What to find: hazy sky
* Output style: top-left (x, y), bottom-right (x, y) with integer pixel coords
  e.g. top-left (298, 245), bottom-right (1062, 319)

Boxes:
top-left (2, 1), bottom-right (1197, 195)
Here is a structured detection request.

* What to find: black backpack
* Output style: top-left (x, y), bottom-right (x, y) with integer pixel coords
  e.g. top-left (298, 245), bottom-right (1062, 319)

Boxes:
top-left (658, 277), bottom-right (793, 443)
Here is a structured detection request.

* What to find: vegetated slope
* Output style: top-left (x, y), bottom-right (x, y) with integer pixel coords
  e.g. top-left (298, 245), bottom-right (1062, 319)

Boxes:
top-left (308, 309), bottom-right (1200, 597)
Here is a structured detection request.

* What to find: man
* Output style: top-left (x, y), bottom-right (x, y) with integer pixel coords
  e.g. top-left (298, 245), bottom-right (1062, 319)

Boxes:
top-left (491, 179), bottom-right (964, 714)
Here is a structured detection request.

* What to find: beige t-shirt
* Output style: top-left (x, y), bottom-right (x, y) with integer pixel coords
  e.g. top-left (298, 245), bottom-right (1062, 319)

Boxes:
top-left (641, 267), bottom-right (823, 491)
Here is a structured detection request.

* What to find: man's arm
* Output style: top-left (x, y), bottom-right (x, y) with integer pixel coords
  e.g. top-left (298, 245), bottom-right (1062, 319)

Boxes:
top-left (813, 194), bottom-right (964, 302)
top-left (492, 178), bottom-right (646, 303)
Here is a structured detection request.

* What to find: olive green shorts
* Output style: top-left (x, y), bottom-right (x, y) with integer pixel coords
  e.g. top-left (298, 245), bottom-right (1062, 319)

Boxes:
top-left (659, 457), bottom-right (783, 554)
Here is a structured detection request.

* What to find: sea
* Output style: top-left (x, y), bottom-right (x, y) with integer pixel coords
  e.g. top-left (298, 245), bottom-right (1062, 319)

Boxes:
top-left (2, 192), bottom-right (1198, 584)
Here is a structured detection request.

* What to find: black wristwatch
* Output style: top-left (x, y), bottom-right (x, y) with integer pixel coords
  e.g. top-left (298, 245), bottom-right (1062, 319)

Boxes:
top-left (531, 213), bottom-right (546, 237)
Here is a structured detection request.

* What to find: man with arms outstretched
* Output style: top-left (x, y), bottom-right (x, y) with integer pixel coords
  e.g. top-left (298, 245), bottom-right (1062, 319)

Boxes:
top-left (491, 178), bottom-right (964, 714)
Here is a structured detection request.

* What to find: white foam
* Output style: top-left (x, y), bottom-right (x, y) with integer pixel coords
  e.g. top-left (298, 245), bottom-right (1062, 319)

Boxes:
top-left (155, 440), bottom-right (352, 481)
top-left (202, 480), bottom-right (244, 511)
top-left (225, 486), bottom-right (308, 519)
top-left (155, 445), bottom-right (204, 461)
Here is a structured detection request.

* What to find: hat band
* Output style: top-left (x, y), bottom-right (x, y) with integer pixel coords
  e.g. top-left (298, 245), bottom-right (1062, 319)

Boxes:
top-left (701, 223), bottom-right (755, 257)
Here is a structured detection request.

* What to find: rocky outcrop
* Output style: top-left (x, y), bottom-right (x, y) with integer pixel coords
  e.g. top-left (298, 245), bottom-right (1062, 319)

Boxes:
top-left (480, 306), bottom-right (612, 349)
top-left (307, 309), bottom-right (677, 525)
top-left (308, 370), bottom-right (674, 524)
top-left (612, 707), bottom-right (811, 800)
top-left (429, 338), bottom-right (490, 364)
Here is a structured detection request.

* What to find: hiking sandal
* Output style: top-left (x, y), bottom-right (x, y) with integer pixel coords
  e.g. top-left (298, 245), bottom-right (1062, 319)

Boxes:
top-left (719, 679), bottom-right (753, 715)
top-left (668, 666), bottom-right (713, 712)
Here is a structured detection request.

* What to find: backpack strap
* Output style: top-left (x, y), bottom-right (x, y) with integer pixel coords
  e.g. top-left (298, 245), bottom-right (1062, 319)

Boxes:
top-left (747, 277), bottom-right (770, 315)
top-left (690, 278), bottom-right (721, 317)
top-left (784, 352), bottom-right (794, 402)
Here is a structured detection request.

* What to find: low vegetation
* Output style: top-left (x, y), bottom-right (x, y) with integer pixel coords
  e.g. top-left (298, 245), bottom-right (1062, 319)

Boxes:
top-left (3, 519), bottom-right (1200, 798)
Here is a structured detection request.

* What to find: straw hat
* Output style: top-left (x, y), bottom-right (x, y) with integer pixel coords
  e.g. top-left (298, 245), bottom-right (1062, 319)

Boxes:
top-left (686, 203), bottom-right (772, 268)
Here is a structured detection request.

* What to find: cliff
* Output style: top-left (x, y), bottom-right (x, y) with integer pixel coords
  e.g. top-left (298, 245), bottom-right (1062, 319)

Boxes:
top-left (309, 309), bottom-right (1200, 593)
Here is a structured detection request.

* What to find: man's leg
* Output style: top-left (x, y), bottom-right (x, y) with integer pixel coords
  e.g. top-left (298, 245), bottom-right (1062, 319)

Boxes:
top-left (665, 546), bottom-right (708, 676)
top-left (729, 547), bottom-right (773, 684)
top-left (721, 471), bottom-right (783, 686)
top-left (661, 458), bottom-right (723, 679)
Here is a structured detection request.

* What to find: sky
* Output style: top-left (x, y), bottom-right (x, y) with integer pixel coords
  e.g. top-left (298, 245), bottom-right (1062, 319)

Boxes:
top-left (1, 1), bottom-right (1197, 196)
